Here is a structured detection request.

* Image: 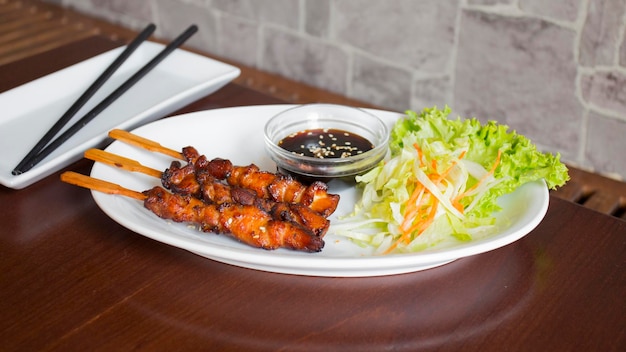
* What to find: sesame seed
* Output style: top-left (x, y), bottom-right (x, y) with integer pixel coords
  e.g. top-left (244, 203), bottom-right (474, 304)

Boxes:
top-left (277, 128), bottom-right (373, 159)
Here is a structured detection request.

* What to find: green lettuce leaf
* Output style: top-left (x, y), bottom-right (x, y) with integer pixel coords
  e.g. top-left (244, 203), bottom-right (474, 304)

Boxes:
top-left (392, 106), bottom-right (569, 217)
top-left (336, 106), bottom-right (569, 254)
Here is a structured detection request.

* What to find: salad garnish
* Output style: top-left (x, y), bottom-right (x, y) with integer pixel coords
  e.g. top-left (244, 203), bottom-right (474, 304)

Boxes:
top-left (335, 106), bottom-right (569, 254)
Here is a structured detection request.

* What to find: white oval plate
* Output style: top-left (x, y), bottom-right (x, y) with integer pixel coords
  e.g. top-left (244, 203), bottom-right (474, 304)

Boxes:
top-left (91, 105), bottom-right (549, 277)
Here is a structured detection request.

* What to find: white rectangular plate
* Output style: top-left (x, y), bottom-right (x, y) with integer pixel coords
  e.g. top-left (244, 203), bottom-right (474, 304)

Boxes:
top-left (0, 41), bottom-right (240, 189)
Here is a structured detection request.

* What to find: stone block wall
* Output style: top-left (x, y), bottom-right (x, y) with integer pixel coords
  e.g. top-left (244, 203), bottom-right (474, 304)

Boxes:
top-left (46, 0), bottom-right (626, 180)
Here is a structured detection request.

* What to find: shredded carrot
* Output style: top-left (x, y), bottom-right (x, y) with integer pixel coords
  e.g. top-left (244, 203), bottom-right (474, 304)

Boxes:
top-left (384, 239), bottom-right (400, 254)
top-left (413, 143), bottom-right (425, 167)
top-left (396, 143), bottom-right (430, 235)
top-left (432, 152), bottom-right (464, 184)
top-left (452, 199), bottom-right (465, 213)
top-left (386, 194), bottom-right (439, 254)
top-left (384, 147), bottom-right (470, 254)
top-left (405, 197), bottom-right (439, 235)
top-left (454, 149), bottom-right (502, 204)
top-left (432, 160), bottom-right (457, 185)
top-left (407, 181), bottom-right (424, 205)
top-left (458, 150), bottom-right (467, 160)
top-left (400, 183), bottom-right (426, 232)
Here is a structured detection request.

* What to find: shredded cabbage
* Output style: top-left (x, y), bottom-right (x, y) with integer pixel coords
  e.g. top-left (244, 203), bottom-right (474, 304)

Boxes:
top-left (335, 106), bottom-right (569, 254)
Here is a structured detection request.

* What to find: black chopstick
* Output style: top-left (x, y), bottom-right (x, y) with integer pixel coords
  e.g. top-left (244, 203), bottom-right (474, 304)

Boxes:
top-left (12, 23), bottom-right (156, 175)
top-left (13, 24), bottom-right (199, 175)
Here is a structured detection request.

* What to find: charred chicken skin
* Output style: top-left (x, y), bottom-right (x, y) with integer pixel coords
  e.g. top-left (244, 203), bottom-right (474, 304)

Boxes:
top-left (155, 146), bottom-right (341, 249)
top-left (161, 159), bottom-right (331, 237)
top-left (196, 173), bottom-right (330, 237)
top-left (162, 146), bottom-right (340, 217)
top-left (143, 186), bottom-right (324, 252)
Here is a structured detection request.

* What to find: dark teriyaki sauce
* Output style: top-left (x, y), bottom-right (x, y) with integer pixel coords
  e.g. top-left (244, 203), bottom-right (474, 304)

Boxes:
top-left (278, 128), bottom-right (374, 159)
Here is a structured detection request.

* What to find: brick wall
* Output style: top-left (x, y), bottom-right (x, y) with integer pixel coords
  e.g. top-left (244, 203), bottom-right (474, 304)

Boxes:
top-left (46, 0), bottom-right (626, 180)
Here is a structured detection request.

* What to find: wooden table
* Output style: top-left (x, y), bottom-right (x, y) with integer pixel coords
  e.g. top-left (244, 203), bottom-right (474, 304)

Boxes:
top-left (1, 35), bottom-right (625, 352)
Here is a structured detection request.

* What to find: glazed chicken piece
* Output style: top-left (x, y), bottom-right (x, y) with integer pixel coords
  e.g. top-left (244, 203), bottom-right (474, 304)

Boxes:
top-left (162, 163), bottom-right (330, 237)
top-left (265, 202), bottom-right (329, 237)
top-left (189, 148), bottom-right (340, 217)
top-left (223, 163), bottom-right (277, 199)
top-left (267, 178), bottom-right (339, 218)
top-left (162, 146), bottom-right (340, 217)
top-left (195, 172), bottom-right (257, 206)
top-left (143, 186), bottom-right (324, 252)
top-left (161, 160), bottom-right (201, 198)
top-left (158, 146), bottom-right (337, 238)
top-left (192, 171), bottom-right (330, 237)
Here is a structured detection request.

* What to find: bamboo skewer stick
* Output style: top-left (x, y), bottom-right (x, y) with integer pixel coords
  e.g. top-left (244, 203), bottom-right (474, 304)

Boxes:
top-left (84, 148), bottom-right (163, 178)
top-left (108, 129), bottom-right (183, 160)
top-left (60, 171), bottom-right (145, 200)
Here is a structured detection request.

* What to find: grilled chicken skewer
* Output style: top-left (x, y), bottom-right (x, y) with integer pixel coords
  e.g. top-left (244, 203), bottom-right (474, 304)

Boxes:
top-left (85, 149), bottom-right (331, 237)
top-left (167, 147), bottom-right (340, 217)
top-left (60, 171), bottom-right (324, 252)
top-left (107, 129), bottom-right (340, 217)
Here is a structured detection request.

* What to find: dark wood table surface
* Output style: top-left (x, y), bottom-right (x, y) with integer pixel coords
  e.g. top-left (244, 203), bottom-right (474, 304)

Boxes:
top-left (1, 36), bottom-right (625, 352)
